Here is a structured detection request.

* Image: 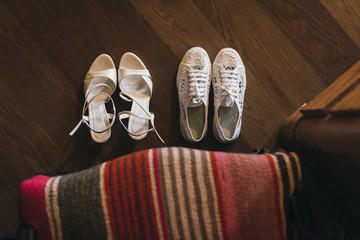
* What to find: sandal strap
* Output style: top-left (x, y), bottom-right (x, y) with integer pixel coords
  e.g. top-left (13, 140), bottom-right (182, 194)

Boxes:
top-left (119, 92), bottom-right (133, 102)
top-left (118, 68), bottom-right (150, 79)
top-left (118, 70), bottom-right (153, 96)
top-left (69, 92), bottom-right (116, 136)
top-left (119, 91), bottom-right (152, 117)
top-left (69, 113), bottom-right (115, 136)
top-left (85, 69), bottom-right (117, 82)
top-left (84, 69), bottom-right (117, 95)
top-left (85, 83), bottom-right (113, 99)
top-left (118, 110), bottom-right (165, 144)
top-left (119, 90), bottom-right (165, 143)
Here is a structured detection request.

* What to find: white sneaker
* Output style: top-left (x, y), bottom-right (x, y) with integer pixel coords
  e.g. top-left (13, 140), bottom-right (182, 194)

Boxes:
top-left (177, 47), bottom-right (211, 142)
top-left (213, 48), bottom-right (246, 143)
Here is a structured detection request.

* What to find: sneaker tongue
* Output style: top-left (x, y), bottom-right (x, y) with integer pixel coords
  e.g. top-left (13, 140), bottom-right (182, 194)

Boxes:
top-left (188, 97), bottom-right (203, 107)
top-left (220, 95), bottom-right (234, 107)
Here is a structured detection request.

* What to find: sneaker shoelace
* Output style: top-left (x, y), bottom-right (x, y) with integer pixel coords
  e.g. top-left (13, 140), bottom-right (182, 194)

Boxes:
top-left (218, 68), bottom-right (240, 102)
top-left (187, 68), bottom-right (207, 104)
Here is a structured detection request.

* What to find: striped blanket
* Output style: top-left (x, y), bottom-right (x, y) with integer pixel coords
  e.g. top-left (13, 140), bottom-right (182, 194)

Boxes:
top-left (19, 147), bottom-right (301, 240)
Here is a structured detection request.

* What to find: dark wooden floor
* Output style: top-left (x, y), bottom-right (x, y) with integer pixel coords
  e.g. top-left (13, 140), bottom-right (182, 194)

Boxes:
top-left (0, 0), bottom-right (359, 237)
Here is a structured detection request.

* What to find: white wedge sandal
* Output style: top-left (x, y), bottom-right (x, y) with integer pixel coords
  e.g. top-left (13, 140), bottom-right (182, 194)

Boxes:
top-left (69, 54), bottom-right (117, 143)
top-left (118, 52), bottom-right (164, 143)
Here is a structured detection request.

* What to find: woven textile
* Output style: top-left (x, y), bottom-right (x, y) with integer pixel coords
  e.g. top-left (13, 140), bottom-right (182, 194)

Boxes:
top-left (19, 147), bottom-right (301, 240)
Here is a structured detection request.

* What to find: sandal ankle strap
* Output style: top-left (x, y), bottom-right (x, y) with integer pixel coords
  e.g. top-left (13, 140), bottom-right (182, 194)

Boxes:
top-left (69, 92), bottom-right (116, 136)
top-left (118, 91), bottom-right (164, 143)
top-left (118, 107), bottom-right (165, 144)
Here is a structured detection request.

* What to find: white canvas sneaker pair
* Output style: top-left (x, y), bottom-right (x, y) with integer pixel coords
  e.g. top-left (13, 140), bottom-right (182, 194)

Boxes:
top-left (177, 47), bottom-right (246, 143)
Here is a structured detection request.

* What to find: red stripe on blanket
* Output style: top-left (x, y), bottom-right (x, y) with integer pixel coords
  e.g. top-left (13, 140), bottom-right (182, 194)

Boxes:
top-left (112, 158), bottom-right (125, 239)
top-left (209, 151), bottom-right (227, 240)
top-left (128, 154), bottom-right (141, 239)
top-left (19, 175), bottom-right (52, 240)
top-left (104, 161), bottom-right (117, 239)
top-left (135, 150), bottom-right (151, 239)
top-left (119, 154), bottom-right (133, 240)
top-left (214, 152), bottom-right (239, 239)
top-left (266, 154), bottom-right (285, 240)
